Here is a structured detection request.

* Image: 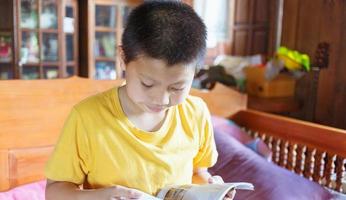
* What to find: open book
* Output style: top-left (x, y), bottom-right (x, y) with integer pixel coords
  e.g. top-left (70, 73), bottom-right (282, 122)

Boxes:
top-left (139, 182), bottom-right (254, 200)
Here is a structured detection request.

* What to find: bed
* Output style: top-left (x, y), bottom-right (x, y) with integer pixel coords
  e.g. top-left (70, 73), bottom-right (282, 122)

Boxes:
top-left (0, 76), bottom-right (345, 199)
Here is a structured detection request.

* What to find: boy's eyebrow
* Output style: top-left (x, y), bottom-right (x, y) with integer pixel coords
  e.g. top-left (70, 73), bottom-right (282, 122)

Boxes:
top-left (139, 73), bottom-right (188, 86)
top-left (139, 73), bottom-right (156, 82)
top-left (170, 80), bottom-right (187, 86)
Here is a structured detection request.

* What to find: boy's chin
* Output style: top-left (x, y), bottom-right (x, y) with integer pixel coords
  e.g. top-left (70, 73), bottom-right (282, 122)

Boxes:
top-left (144, 105), bottom-right (168, 113)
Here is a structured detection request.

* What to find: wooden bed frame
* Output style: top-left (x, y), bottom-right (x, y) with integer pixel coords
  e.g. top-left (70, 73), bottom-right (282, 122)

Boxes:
top-left (0, 76), bottom-right (345, 194)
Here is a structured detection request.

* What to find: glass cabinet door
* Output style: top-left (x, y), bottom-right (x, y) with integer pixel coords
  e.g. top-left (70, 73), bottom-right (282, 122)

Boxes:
top-left (66, 66), bottom-right (74, 77)
top-left (20, 0), bottom-right (39, 29)
top-left (94, 32), bottom-right (116, 58)
top-left (95, 5), bottom-right (117, 28)
top-left (0, 32), bottom-right (12, 63)
top-left (64, 5), bottom-right (75, 64)
top-left (93, 4), bottom-right (118, 80)
top-left (43, 66), bottom-right (59, 79)
top-left (64, 6), bottom-right (75, 33)
top-left (40, 0), bottom-right (58, 29)
top-left (0, 33), bottom-right (13, 79)
top-left (0, 65), bottom-right (13, 79)
top-left (42, 33), bottom-right (58, 61)
top-left (121, 6), bottom-right (131, 28)
top-left (21, 66), bottom-right (40, 79)
top-left (20, 31), bottom-right (39, 64)
top-left (95, 61), bottom-right (116, 80)
top-left (64, 3), bottom-right (78, 77)
top-left (65, 34), bottom-right (74, 62)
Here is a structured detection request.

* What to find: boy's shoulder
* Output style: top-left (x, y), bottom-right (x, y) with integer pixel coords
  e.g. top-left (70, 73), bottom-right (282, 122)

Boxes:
top-left (73, 87), bottom-right (116, 113)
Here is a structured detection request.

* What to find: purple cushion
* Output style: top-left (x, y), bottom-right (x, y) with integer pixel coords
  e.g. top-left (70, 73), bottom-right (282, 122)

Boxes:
top-left (211, 116), bottom-right (272, 160)
top-left (210, 129), bottom-right (334, 200)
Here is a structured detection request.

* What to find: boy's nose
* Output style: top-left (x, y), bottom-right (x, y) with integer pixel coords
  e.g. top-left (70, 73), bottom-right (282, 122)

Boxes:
top-left (152, 91), bottom-right (170, 106)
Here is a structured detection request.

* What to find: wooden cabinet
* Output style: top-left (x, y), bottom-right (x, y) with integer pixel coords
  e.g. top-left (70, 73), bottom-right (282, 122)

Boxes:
top-left (80, 0), bottom-right (142, 80)
top-left (0, 0), bottom-right (79, 80)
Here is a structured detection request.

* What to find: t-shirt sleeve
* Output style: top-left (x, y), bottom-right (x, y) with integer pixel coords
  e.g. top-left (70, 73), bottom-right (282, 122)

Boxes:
top-left (45, 107), bottom-right (90, 185)
top-left (193, 100), bottom-right (218, 168)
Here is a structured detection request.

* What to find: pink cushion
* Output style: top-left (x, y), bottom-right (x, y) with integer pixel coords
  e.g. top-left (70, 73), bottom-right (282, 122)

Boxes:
top-left (0, 180), bottom-right (46, 200)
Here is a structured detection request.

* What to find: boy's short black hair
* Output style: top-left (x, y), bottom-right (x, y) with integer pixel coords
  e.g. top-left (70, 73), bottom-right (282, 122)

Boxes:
top-left (122, 0), bottom-right (206, 68)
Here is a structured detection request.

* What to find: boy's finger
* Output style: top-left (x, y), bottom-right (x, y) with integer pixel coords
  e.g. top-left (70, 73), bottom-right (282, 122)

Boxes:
top-left (226, 189), bottom-right (236, 199)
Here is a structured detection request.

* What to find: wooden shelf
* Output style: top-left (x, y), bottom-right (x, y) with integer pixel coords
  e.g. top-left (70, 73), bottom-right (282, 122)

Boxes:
top-left (42, 62), bottom-right (60, 66)
top-left (40, 29), bottom-right (59, 33)
top-left (20, 28), bottom-right (39, 32)
top-left (95, 57), bottom-right (116, 62)
top-left (95, 27), bottom-right (117, 32)
top-left (22, 63), bottom-right (40, 67)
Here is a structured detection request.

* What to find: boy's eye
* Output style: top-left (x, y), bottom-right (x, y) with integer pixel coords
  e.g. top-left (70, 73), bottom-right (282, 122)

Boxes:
top-left (141, 81), bottom-right (153, 88)
top-left (171, 87), bottom-right (185, 92)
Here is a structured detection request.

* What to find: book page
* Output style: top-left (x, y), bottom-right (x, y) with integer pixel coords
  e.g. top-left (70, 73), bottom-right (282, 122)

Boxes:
top-left (156, 182), bottom-right (254, 200)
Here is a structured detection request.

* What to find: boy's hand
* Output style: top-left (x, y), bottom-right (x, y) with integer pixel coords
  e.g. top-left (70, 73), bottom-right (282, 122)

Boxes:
top-left (109, 185), bottom-right (143, 200)
top-left (208, 176), bottom-right (236, 200)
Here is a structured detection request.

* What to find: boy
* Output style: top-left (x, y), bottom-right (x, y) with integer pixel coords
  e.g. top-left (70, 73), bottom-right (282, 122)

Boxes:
top-left (45, 1), bottom-right (235, 199)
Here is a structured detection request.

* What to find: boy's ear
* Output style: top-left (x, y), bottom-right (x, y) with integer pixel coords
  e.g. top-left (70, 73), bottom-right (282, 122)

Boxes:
top-left (117, 46), bottom-right (126, 71)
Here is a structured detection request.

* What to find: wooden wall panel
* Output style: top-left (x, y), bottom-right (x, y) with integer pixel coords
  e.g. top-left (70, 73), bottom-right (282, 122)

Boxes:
top-left (315, 1), bottom-right (344, 128)
top-left (235, 0), bottom-right (251, 24)
top-left (281, 0), bottom-right (346, 129)
top-left (281, 0), bottom-right (300, 48)
top-left (254, 0), bottom-right (269, 24)
top-left (189, 0), bottom-right (276, 62)
top-left (252, 30), bottom-right (268, 54)
top-left (330, 1), bottom-right (346, 128)
top-left (292, 0), bottom-right (323, 122)
top-left (231, 0), bottom-right (272, 56)
top-left (233, 30), bottom-right (249, 55)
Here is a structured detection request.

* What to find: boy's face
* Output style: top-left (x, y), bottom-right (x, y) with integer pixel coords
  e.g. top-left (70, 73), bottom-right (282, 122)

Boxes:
top-left (124, 55), bottom-right (195, 114)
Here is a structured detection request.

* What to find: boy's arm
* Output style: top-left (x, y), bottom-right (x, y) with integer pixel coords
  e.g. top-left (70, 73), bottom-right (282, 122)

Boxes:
top-left (45, 179), bottom-right (143, 200)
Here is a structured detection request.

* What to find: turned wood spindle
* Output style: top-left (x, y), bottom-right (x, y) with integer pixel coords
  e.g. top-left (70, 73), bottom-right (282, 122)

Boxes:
top-left (303, 148), bottom-right (316, 180)
top-left (335, 157), bottom-right (345, 192)
top-left (272, 138), bottom-right (281, 164)
top-left (324, 154), bottom-right (336, 188)
top-left (313, 150), bottom-right (326, 184)
top-left (264, 136), bottom-right (273, 151)
top-left (294, 145), bottom-right (306, 176)
top-left (279, 140), bottom-right (288, 167)
top-left (287, 144), bottom-right (297, 171)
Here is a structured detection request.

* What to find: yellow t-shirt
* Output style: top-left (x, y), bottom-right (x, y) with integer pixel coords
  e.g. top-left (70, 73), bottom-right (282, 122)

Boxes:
top-left (45, 86), bottom-right (218, 195)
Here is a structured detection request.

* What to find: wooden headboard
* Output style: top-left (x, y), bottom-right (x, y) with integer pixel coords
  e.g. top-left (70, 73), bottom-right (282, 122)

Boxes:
top-left (0, 76), bottom-right (247, 191)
